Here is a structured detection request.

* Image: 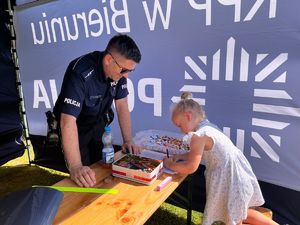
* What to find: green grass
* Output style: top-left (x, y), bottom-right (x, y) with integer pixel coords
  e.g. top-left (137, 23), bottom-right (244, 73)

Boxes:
top-left (0, 150), bottom-right (202, 225)
top-left (0, 152), bottom-right (68, 197)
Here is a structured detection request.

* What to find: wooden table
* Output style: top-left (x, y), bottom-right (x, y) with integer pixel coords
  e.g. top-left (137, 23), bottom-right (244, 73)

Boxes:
top-left (52, 152), bottom-right (191, 225)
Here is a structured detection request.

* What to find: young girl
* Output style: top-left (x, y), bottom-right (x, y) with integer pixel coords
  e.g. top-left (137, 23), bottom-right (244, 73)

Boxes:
top-left (163, 92), bottom-right (279, 225)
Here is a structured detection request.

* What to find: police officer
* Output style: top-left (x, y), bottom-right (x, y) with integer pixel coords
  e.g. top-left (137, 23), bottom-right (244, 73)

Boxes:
top-left (53, 34), bottom-right (141, 187)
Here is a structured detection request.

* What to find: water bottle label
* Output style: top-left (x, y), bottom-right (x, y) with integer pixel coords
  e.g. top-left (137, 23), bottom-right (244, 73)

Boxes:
top-left (102, 148), bottom-right (114, 164)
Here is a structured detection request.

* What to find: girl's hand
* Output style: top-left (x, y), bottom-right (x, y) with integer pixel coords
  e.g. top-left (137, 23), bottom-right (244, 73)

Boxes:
top-left (172, 154), bottom-right (180, 162)
top-left (163, 156), bottom-right (174, 169)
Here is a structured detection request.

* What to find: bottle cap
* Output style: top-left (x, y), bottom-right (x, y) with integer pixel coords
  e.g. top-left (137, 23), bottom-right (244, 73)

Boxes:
top-left (104, 126), bottom-right (111, 132)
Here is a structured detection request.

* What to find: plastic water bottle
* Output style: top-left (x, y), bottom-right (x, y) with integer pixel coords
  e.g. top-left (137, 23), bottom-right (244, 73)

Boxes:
top-left (102, 125), bottom-right (114, 164)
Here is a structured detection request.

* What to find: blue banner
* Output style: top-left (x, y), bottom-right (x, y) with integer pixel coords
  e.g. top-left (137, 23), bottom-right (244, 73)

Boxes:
top-left (13, 0), bottom-right (300, 191)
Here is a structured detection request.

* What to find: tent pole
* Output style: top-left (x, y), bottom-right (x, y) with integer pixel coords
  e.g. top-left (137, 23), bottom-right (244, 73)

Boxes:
top-left (7, 0), bottom-right (33, 165)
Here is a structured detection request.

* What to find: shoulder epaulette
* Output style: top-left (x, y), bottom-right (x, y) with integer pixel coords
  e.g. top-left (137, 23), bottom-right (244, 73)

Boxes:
top-left (72, 52), bottom-right (100, 81)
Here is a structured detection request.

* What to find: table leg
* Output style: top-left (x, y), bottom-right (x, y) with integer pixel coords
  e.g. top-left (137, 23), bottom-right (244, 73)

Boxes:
top-left (186, 175), bottom-right (193, 225)
top-left (167, 175), bottom-right (193, 225)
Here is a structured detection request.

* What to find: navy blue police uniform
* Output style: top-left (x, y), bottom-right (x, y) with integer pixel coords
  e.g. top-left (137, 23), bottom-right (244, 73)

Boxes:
top-left (53, 51), bottom-right (128, 166)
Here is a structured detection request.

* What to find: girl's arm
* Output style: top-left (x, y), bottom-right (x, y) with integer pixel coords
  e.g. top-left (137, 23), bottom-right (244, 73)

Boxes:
top-left (163, 134), bottom-right (207, 174)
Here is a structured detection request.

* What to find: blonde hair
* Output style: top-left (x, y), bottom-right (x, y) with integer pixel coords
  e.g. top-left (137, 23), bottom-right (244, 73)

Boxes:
top-left (172, 92), bottom-right (205, 120)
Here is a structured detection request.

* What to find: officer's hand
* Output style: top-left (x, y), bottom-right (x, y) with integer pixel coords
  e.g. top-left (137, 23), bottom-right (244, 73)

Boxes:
top-left (69, 165), bottom-right (96, 187)
top-left (122, 140), bottom-right (141, 155)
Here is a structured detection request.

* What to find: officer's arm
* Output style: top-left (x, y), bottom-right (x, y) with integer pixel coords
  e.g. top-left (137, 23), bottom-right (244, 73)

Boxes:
top-left (60, 113), bottom-right (96, 187)
top-left (115, 97), bottom-right (140, 153)
top-left (60, 113), bottom-right (82, 169)
top-left (115, 97), bottom-right (132, 143)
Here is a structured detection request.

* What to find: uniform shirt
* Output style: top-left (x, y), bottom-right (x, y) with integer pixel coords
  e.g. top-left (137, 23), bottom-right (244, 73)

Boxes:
top-left (53, 51), bottom-right (128, 142)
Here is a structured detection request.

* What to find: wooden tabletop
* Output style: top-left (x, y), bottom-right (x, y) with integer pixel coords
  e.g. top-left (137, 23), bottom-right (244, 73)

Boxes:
top-left (52, 152), bottom-right (187, 225)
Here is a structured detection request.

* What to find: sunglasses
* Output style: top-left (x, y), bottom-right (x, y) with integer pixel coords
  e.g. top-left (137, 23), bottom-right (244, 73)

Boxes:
top-left (107, 51), bottom-right (135, 74)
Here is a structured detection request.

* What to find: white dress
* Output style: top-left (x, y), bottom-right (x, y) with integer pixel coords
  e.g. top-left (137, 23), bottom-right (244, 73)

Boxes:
top-left (184, 124), bottom-right (265, 225)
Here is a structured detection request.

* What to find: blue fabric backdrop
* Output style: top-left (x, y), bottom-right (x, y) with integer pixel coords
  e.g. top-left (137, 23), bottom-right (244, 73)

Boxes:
top-left (13, 0), bottom-right (300, 192)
